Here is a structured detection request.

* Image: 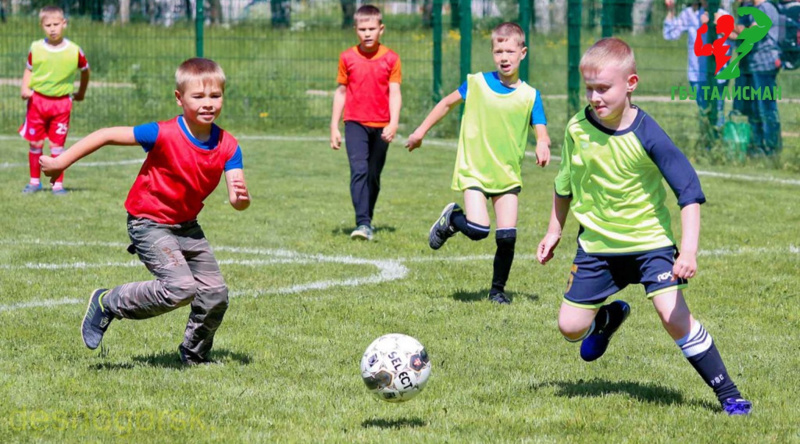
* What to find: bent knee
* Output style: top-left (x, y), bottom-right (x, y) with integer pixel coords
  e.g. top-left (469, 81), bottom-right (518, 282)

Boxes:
top-left (198, 284), bottom-right (229, 311)
top-left (558, 318), bottom-right (592, 342)
top-left (163, 277), bottom-right (199, 307)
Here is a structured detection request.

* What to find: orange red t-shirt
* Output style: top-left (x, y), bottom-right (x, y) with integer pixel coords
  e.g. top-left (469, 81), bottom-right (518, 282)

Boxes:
top-left (336, 45), bottom-right (401, 128)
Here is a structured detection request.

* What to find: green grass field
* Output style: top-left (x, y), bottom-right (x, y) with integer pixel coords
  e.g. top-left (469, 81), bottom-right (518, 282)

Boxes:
top-left (0, 134), bottom-right (798, 442)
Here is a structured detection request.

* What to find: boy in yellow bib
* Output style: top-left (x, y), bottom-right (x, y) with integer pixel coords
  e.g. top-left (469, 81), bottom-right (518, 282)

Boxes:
top-left (406, 22), bottom-right (550, 304)
top-left (19, 5), bottom-right (90, 195)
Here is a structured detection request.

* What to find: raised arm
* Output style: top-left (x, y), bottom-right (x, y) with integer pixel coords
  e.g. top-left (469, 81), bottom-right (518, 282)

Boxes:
top-left (225, 168), bottom-right (251, 211)
top-left (330, 84), bottom-right (346, 150)
top-left (405, 90), bottom-right (463, 152)
top-left (40, 126), bottom-right (138, 183)
top-left (381, 82), bottom-right (402, 143)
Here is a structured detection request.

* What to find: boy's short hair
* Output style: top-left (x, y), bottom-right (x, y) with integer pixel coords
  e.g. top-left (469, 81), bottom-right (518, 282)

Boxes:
top-left (39, 5), bottom-right (65, 22)
top-left (175, 58), bottom-right (226, 92)
top-left (354, 4), bottom-right (382, 23)
top-left (579, 37), bottom-right (637, 75)
top-left (491, 22), bottom-right (526, 48)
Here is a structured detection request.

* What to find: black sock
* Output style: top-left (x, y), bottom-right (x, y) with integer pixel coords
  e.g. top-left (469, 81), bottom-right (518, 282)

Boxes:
top-left (451, 210), bottom-right (490, 241)
top-left (678, 322), bottom-right (742, 403)
top-left (491, 228), bottom-right (516, 294)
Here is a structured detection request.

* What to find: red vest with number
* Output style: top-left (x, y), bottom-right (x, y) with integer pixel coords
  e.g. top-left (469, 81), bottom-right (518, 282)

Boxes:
top-left (125, 117), bottom-right (238, 224)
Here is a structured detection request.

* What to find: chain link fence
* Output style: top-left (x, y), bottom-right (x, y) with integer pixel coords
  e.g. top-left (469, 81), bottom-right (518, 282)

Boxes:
top-left (1, 0), bottom-right (797, 164)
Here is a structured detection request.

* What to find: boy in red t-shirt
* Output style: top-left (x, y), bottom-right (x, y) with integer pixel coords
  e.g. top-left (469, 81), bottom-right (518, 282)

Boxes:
top-left (330, 4), bottom-right (402, 241)
top-left (40, 58), bottom-right (251, 365)
top-left (20, 5), bottom-right (90, 195)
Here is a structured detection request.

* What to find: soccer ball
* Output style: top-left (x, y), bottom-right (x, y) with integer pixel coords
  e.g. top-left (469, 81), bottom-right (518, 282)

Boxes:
top-left (360, 333), bottom-right (431, 402)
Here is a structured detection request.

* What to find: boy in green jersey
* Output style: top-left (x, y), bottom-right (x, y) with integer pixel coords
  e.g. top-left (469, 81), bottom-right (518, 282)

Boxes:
top-left (406, 22), bottom-right (551, 304)
top-left (536, 37), bottom-right (750, 415)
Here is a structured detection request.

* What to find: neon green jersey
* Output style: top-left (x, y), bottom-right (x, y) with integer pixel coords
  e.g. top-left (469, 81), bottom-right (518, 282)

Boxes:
top-left (452, 73), bottom-right (538, 193)
top-left (28, 39), bottom-right (87, 97)
top-left (555, 107), bottom-right (706, 254)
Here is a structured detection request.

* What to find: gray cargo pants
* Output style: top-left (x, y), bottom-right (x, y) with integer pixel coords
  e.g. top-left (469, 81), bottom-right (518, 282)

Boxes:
top-left (103, 215), bottom-right (229, 361)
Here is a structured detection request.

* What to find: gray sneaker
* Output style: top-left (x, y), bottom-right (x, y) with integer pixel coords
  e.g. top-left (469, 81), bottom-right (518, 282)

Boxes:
top-left (351, 225), bottom-right (373, 241)
top-left (22, 183), bottom-right (42, 194)
top-left (81, 288), bottom-right (114, 350)
top-left (429, 203), bottom-right (459, 250)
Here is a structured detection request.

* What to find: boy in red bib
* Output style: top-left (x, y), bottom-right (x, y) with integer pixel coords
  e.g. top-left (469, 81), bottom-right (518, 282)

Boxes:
top-left (40, 58), bottom-right (251, 365)
top-left (20, 5), bottom-right (90, 195)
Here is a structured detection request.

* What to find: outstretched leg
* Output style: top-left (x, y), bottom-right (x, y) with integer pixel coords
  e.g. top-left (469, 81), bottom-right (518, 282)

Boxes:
top-left (652, 289), bottom-right (751, 415)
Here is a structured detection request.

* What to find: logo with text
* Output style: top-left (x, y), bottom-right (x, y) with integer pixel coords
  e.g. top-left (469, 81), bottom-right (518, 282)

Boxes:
top-left (670, 7), bottom-right (782, 102)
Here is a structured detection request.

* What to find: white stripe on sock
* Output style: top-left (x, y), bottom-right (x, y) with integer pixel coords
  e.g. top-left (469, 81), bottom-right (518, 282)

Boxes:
top-left (678, 321), bottom-right (713, 358)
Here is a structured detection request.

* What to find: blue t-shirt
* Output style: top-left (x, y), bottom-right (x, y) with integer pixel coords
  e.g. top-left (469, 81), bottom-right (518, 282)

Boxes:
top-left (133, 116), bottom-right (243, 171)
top-left (458, 72), bottom-right (547, 126)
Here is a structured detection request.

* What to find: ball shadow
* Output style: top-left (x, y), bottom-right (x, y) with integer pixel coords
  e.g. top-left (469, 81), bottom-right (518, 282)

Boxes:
top-left (361, 417), bottom-right (428, 429)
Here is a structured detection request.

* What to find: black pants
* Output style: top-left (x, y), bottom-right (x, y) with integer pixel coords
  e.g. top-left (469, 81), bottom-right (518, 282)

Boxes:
top-left (345, 121), bottom-right (390, 227)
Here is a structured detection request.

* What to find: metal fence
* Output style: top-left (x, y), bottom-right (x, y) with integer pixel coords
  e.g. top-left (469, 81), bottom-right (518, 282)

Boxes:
top-left (1, 0), bottom-right (797, 156)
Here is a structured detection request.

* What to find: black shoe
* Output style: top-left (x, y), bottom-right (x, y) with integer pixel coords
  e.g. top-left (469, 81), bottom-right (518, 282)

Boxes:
top-left (178, 344), bottom-right (212, 366)
top-left (81, 288), bottom-right (114, 350)
top-left (489, 291), bottom-right (511, 305)
top-left (580, 300), bottom-right (630, 362)
top-left (429, 203), bottom-right (459, 250)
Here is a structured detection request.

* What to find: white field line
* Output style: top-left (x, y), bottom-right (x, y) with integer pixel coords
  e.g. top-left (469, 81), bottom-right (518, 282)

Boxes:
top-left (1, 133), bottom-right (796, 187)
top-left (1, 240), bottom-right (796, 313)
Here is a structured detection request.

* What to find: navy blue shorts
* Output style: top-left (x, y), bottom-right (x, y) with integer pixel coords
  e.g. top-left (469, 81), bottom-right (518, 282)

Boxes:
top-left (563, 245), bottom-right (688, 308)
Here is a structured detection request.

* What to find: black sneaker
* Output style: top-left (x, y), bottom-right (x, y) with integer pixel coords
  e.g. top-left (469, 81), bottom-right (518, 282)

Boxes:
top-left (178, 344), bottom-right (212, 366)
top-left (580, 300), bottom-right (630, 362)
top-left (429, 203), bottom-right (459, 250)
top-left (81, 288), bottom-right (114, 350)
top-left (489, 291), bottom-right (511, 304)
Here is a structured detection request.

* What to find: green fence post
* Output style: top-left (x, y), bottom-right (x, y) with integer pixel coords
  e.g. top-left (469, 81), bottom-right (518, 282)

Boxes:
top-left (567, 0), bottom-right (582, 118)
top-left (433, 0), bottom-right (443, 102)
top-left (196, 0), bottom-right (204, 57)
top-left (459, 0), bottom-right (471, 83)
top-left (601, 0), bottom-right (612, 38)
top-left (519, 0), bottom-right (531, 83)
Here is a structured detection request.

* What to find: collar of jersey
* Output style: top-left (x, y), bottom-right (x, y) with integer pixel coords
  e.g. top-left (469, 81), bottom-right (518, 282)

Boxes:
top-left (584, 105), bottom-right (643, 136)
top-left (177, 115), bottom-right (220, 150)
top-left (484, 72), bottom-right (520, 94)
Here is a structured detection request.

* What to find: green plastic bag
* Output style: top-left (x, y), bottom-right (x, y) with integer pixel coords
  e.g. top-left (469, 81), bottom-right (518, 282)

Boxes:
top-left (722, 111), bottom-right (751, 161)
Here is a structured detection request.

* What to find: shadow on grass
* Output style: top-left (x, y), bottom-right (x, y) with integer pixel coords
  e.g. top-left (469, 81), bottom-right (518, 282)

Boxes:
top-left (451, 289), bottom-right (538, 303)
top-left (530, 379), bottom-right (720, 411)
top-left (332, 225), bottom-right (397, 236)
top-left (90, 348), bottom-right (251, 370)
top-left (361, 417), bottom-right (427, 429)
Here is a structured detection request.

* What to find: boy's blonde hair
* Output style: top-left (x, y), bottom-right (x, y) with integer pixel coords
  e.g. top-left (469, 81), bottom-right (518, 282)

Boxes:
top-left (354, 4), bottom-right (382, 24)
top-left (39, 5), bottom-right (65, 22)
top-left (579, 37), bottom-right (637, 75)
top-left (175, 58), bottom-right (226, 93)
top-left (491, 22), bottom-right (526, 48)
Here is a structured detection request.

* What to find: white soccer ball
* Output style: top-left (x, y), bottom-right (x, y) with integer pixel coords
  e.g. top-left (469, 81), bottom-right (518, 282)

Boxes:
top-left (360, 333), bottom-right (431, 402)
